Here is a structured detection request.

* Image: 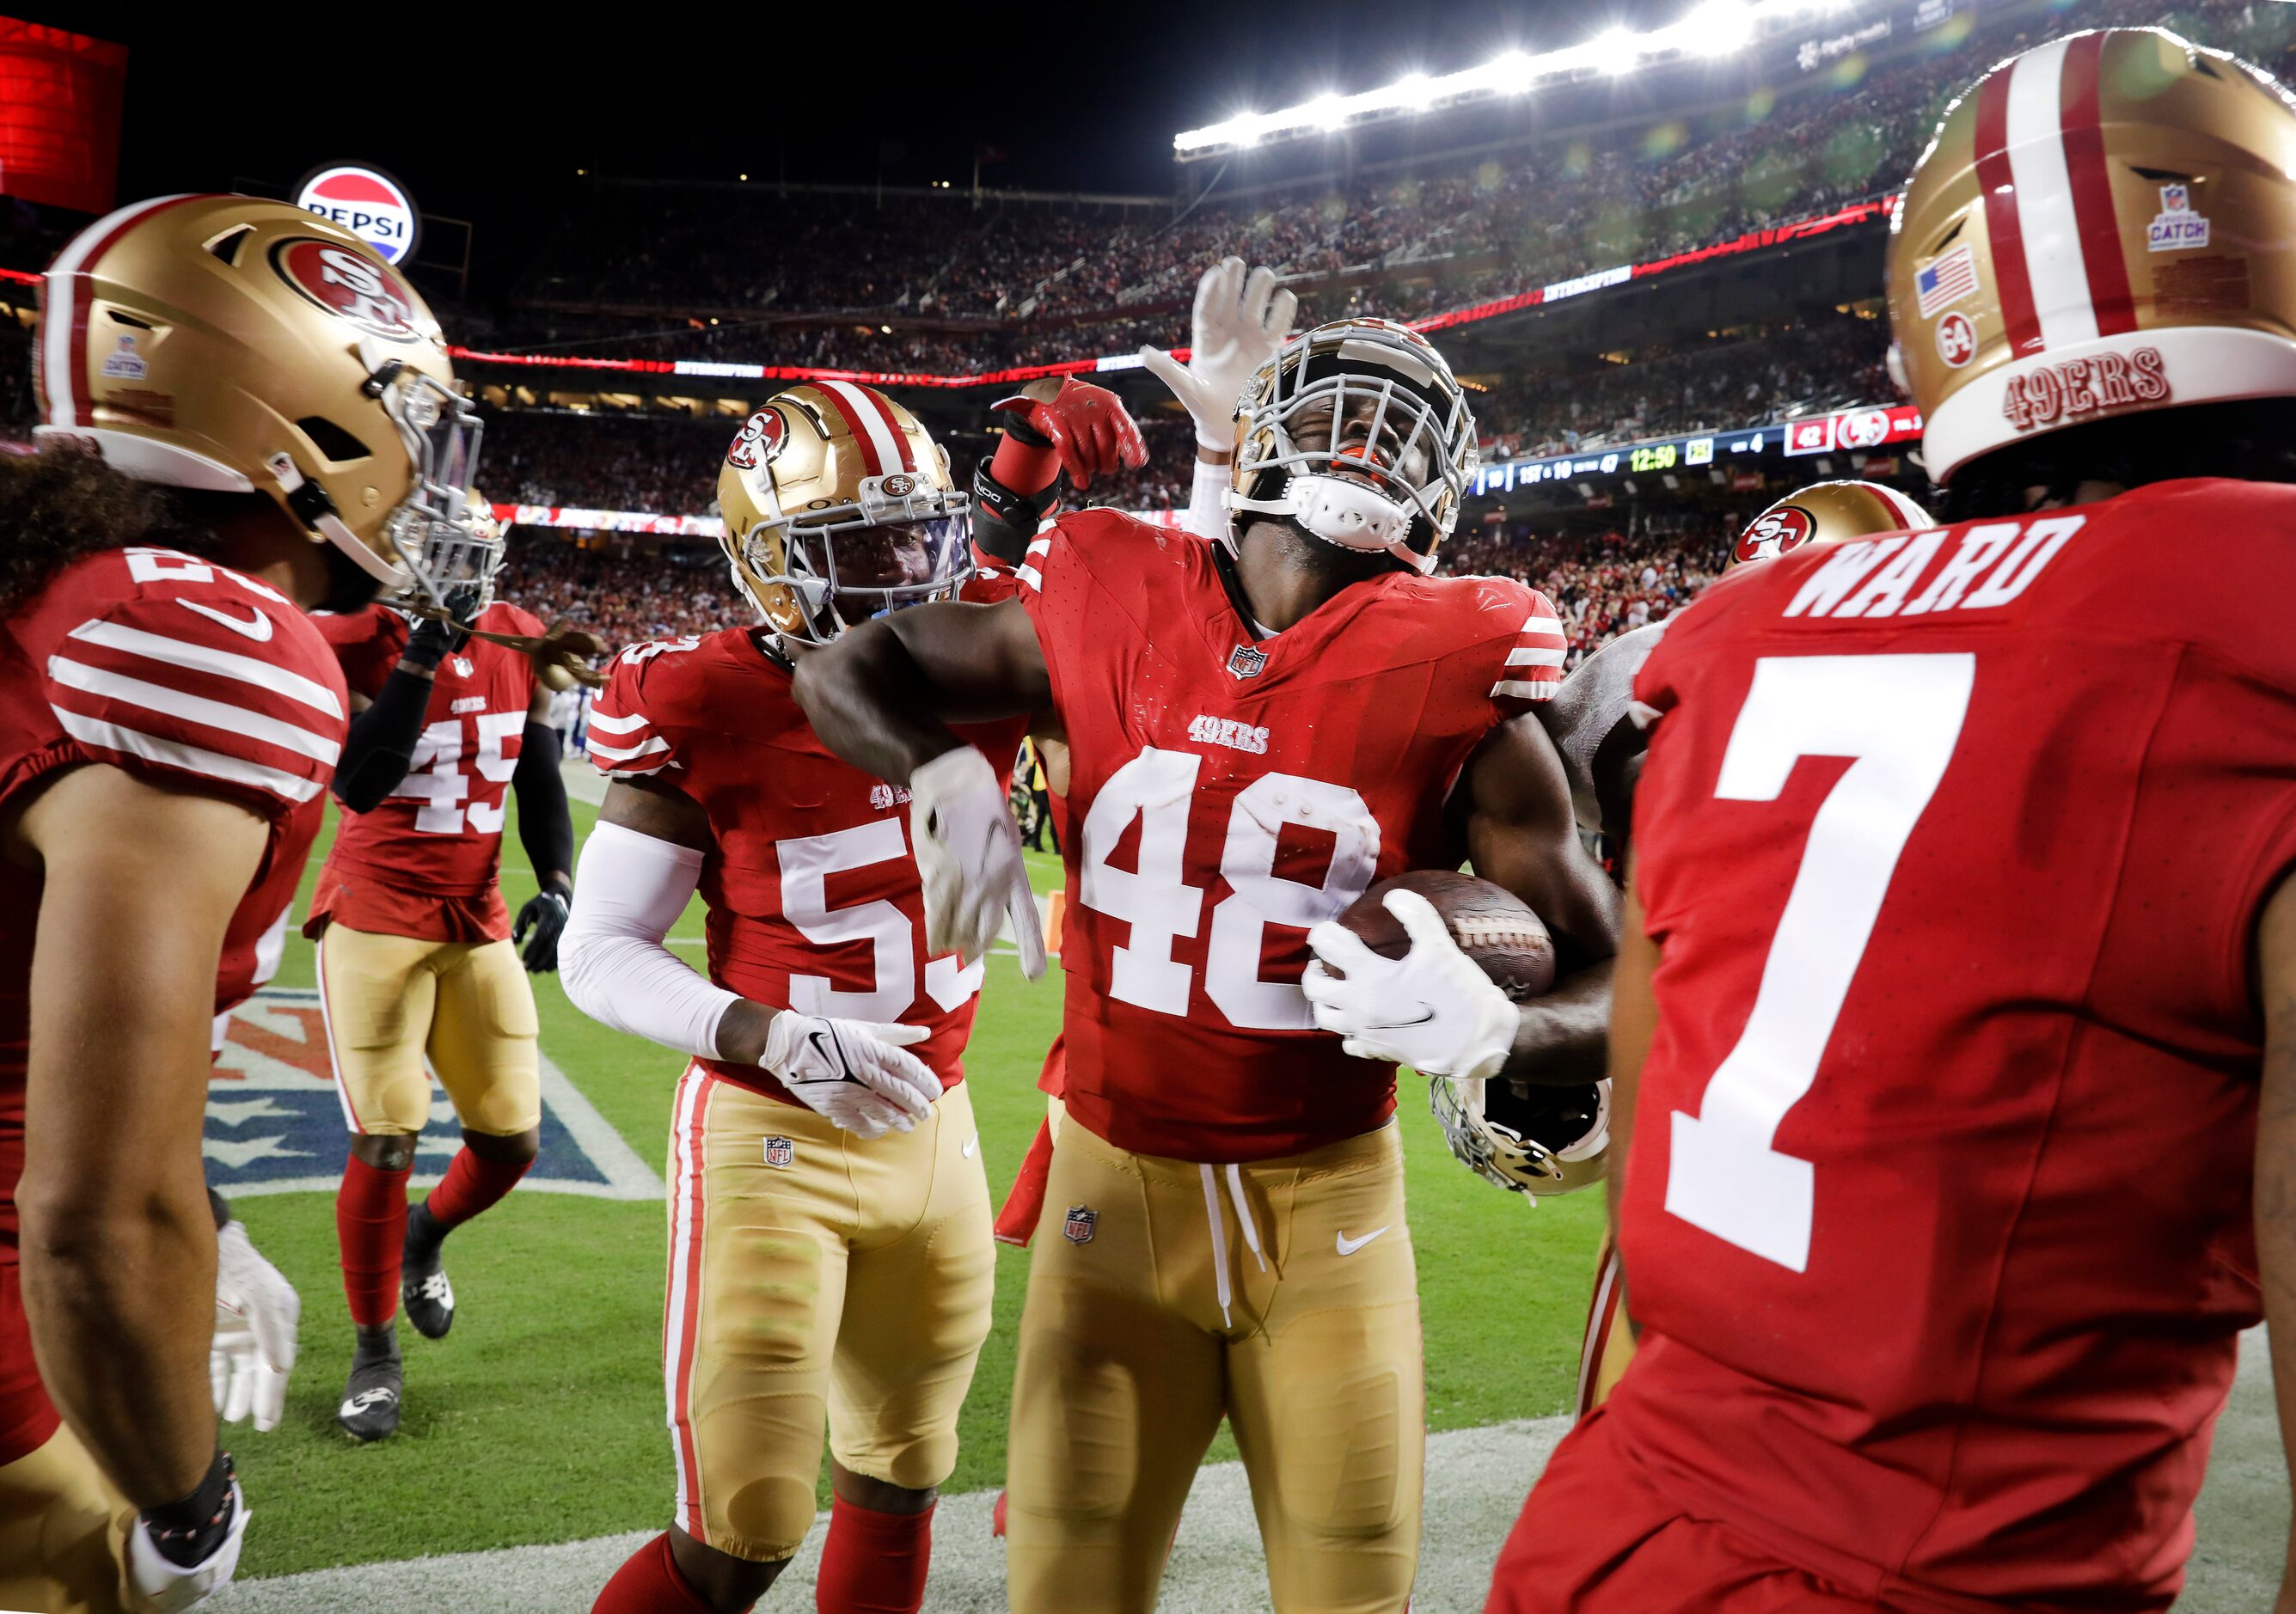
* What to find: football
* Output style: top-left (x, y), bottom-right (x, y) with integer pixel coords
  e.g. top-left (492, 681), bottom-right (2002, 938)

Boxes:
top-left (1332, 871), bottom-right (1557, 1001)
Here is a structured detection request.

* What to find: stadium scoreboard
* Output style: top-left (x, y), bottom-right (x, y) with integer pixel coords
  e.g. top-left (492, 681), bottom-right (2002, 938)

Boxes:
top-left (1472, 404), bottom-right (1923, 497)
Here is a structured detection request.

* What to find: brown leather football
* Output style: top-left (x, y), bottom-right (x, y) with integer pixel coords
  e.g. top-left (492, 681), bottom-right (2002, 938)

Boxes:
top-left (1332, 871), bottom-right (1557, 1002)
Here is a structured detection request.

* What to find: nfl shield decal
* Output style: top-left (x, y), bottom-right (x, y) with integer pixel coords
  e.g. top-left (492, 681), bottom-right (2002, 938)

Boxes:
top-left (1062, 1204), bottom-right (1098, 1244)
top-left (763, 1135), bottom-right (796, 1169)
top-left (1227, 643), bottom-right (1268, 680)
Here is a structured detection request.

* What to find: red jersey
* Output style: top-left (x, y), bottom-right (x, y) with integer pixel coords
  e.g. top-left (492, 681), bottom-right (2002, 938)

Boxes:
top-left (587, 627), bottom-right (1025, 1105)
top-left (0, 545), bottom-right (344, 1458)
top-left (1018, 508), bottom-right (1564, 1162)
top-left (306, 600), bottom-right (543, 944)
top-left (1612, 479), bottom-right (2289, 1611)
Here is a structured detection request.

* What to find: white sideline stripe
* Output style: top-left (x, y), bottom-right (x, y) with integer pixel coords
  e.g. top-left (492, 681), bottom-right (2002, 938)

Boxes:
top-left (223, 1415), bottom-right (1577, 1614)
top-left (69, 619), bottom-right (345, 718)
top-left (2002, 37), bottom-right (2097, 352)
top-left (583, 707), bottom-right (649, 735)
top-left (50, 709), bottom-right (322, 802)
top-left (48, 657), bottom-right (340, 765)
top-left (587, 735), bottom-right (669, 765)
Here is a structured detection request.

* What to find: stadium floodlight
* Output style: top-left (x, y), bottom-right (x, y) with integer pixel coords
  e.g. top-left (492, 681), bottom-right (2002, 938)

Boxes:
top-left (1171, 0), bottom-right (1883, 154)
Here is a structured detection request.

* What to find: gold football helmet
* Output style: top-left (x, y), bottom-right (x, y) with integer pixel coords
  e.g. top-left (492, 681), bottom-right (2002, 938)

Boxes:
top-left (1732, 480), bottom-right (1934, 566)
top-left (715, 382), bottom-right (970, 642)
top-left (32, 193), bottom-right (483, 604)
top-left (1228, 317), bottom-right (1478, 572)
top-left (1888, 28), bottom-right (2296, 484)
top-left (1432, 1076), bottom-right (1609, 1201)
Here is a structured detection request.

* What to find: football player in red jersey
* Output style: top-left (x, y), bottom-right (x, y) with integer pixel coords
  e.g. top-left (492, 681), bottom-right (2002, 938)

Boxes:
top-left (1521, 480), bottom-right (1934, 1423)
top-left (1490, 28), bottom-right (2296, 1613)
top-left (564, 379), bottom-right (1140, 1614)
top-left (0, 196), bottom-right (483, 1609)
top-left (796, 315), bottom-right (1619, 1613)
top-left (305, 495), bottom-right (577, 1441)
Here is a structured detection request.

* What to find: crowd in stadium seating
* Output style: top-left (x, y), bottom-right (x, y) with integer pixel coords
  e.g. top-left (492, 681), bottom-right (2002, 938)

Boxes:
top-left (496, 531), bottom-right (731, 649)
top-left (482, 410), bottom-right (729, 511)
top-left (1442, 517), bottom-right (1736, 663)
top-left (502, 0), bottom-right (2294, 377)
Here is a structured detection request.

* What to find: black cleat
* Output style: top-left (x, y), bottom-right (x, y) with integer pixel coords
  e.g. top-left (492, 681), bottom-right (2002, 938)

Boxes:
top-left (401, 1202), bottom-right (456, 1341)
top-left (338, 1329), bottom-right (402, 1442)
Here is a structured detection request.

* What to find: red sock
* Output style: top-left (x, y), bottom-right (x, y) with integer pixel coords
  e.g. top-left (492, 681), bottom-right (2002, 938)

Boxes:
top-left (816, 1496), bottom-right (933, 1614)
top-left (592, 1531), bottom-right (715, 1614)
top-left (335, 1153), bottom-right (409, 1330)
top-left (425, 1146), bottom-right (532, 1231)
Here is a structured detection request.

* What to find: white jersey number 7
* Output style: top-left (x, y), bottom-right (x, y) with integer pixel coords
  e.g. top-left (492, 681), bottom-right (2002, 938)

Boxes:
top-left (1663, 653), bottom-right (1974, 1273)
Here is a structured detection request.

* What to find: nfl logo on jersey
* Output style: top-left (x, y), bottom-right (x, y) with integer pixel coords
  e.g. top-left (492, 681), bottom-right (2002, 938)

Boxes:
top-left (763, 1136), bottom-right (795, 1169)
top-left (1227, 643), bottom-right (1268, 680)
top-left (1062, 1204), bottom-right (1098, 1244)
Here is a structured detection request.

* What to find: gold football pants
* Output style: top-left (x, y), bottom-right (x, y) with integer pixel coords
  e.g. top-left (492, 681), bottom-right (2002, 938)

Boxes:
top-left (1005, 1115), bottom-right (1423, 1614)
top-left (663, 1067), bottom-right (994, 1563)
top-left (315, 926), bottom-right (541, 1136)
top-left (0, 1422), bottom-right (132, 1614)
top-left (1577, 1233), bottom-right (1635, 1419)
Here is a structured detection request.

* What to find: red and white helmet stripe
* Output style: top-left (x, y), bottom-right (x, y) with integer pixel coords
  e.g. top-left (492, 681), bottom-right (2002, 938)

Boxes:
top-left (39, 193), bottom-right (199, 431)
top-left (814, 380), bottom-right (915, 476)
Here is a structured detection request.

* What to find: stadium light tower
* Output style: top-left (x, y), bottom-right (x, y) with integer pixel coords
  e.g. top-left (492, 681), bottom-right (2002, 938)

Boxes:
top-left (1171, 0), bottom-right (1875, 158)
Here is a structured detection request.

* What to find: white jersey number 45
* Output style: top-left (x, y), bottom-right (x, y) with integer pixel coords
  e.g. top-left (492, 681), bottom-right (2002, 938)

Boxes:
top-left (1663, 653), bottom-right (1973, 1273)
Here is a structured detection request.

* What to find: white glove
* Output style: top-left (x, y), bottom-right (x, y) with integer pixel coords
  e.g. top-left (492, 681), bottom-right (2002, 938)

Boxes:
top-left (211, 1220), bottom-right (298, 1434)
top-left (909, 747), bottom-right (1045, 980)
top-left (1302, 890), bottom-right (1521, 1081)
top-left (127, 1478), bottom-right (248, 1612)
top-left (1140, 256), bottom-right (1300, 450)
top-left (762, 1011), bottom-right (945, 1140)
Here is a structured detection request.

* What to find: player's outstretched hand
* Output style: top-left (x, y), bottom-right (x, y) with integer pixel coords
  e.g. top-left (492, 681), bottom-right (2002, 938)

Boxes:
top-left (514, 881), bottom-right (572, 973)
top-left (1303, 890), bottom-right (1520, 1081)
top-left (990, 378), bottom-right (1147, 492)
top-left (909, 747), bottom-right (1045, 979)
top-left (1140, 255), bottom-right (1300, 450)
top-left (211, 1220), bottom-right (298, 1434)
top-left (762, 1012), bottom-right (945, 1139)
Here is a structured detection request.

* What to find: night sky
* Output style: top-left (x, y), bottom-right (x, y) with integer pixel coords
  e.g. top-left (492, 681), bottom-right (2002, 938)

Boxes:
top-left (20, 3), bottom-right (1697, 225)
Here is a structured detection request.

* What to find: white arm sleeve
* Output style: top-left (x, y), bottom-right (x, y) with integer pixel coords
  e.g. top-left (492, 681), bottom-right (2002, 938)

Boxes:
top-left (1182, 452), bottom-right (1233, 543)
top-left (560, 820), bottom-right (741, 1062)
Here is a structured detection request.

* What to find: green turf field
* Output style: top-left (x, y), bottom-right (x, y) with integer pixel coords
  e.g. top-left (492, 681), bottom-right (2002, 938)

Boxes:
top-left (223, 792), bottom-right (1602, 1579)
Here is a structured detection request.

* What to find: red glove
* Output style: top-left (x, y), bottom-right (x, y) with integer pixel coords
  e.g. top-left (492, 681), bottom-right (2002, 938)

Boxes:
top-left (990, 378), bottom-right (1148, 493)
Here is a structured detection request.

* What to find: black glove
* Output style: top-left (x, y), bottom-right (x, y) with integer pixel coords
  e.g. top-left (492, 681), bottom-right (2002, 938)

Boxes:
top-left (402, 584), bottom-right (483, 672)
top-left (514, 878), bottom-right (572, 973)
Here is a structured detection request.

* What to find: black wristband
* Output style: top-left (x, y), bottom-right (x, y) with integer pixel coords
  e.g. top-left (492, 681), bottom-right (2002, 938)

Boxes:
top-left (971, 461), bottom-right (1057, 535)
top-left (141, 1450), bottom-right (236, 1568)
top-left (1001, 413), bottom-right (1053, 450)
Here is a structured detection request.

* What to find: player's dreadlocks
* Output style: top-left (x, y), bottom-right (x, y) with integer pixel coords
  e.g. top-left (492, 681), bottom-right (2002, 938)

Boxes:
top-left (1938, 397), bottom-right (2296, 523)
top-left (0, 442), bottom-right (213, 613)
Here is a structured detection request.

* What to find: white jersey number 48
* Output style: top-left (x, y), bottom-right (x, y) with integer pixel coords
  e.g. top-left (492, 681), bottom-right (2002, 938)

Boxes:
top-left (1663, 653), bottom-right (1973, 1273)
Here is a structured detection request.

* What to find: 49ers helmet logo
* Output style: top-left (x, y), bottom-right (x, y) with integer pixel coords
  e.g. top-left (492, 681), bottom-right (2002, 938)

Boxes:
top-left (270, 239), bottom-right (420, 341)
top-left (1735, 505), bottom-right (1816, 565)
top-left (727, 408), bottom-right (786, 471)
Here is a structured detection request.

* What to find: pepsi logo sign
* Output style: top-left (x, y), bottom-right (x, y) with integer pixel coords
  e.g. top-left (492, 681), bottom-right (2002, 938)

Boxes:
top-left (272, 239), bottom-right (422, 341)
top-left (296, 165), bottom-right (419, 266)
top-left (726, 408), bottom-right (786, 470)
top-left (1735, 505), bottom-right (1816, 565)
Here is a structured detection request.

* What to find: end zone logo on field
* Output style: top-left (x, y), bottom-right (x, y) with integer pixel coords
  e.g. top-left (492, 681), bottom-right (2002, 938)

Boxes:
top-left (296, 164), bottom-right (420, 266)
